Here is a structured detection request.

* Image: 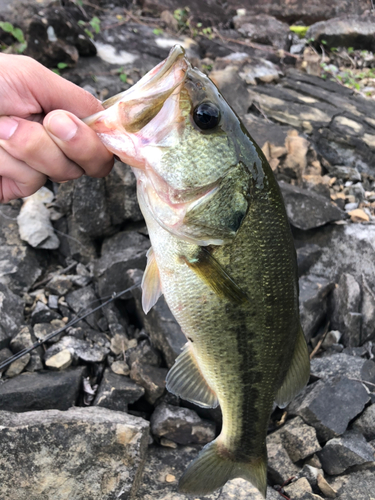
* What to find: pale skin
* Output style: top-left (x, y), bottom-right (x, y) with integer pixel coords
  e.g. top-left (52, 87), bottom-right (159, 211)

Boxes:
top-left (0, 53), bottom-right (114, 203)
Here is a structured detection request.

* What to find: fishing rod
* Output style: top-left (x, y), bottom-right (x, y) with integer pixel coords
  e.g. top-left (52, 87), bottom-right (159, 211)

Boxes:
top-left (0, 282), bottom-right (141, 374)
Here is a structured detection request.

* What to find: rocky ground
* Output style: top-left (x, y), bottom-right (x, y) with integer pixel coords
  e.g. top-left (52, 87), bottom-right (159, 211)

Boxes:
top-left (1, 0), bottom-right (375, 499)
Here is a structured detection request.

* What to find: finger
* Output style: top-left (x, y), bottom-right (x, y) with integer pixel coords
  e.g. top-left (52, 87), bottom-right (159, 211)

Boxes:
top-left (0, 147), bottom-right (46, 203)
top-left (0, 116), bottom-right (84, 182)
top-left (44, 110), bottom-right (114, 178)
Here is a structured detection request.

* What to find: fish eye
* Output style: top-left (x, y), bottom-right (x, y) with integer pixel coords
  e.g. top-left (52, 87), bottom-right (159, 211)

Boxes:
top-left (193, 102), bottom-right (221, 130)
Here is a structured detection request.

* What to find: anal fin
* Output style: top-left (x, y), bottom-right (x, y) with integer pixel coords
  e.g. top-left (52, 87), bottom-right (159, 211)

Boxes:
top-left (141, 247), bottom-right (162, 314)
top-left (166, 343), bottom-right (219, 409)
top-left (275, 326), bottom-right (310, 408)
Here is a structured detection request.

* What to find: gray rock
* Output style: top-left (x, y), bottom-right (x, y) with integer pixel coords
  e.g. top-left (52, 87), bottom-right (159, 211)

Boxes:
top-left (151, 403), bottom-right (216, 445)
top-left (283, 477), bottom-right (323, 500)
top-left (30, 301), bottom-right (61, 326)
top-left (289, 377), bottom-right (370, 441)
top-left (130, 269), bottom-right (186, 368)
top-left (219, 479), bottom-right (281, 500)
top-left (331, 273), bottom-right (361, 347)
top-left (233, 14), bottom-right (291, 50)
top-left (45, 274), bottom-right (73, 296)
top-left (0, 406), bottom-right (149, 500)
top-left (44, 336), bottom-right (109, 364)
top-left (105, 161), bottom-right (143, 225)
top-left (5, 353), bottom-right (30, 378)
top-left (310, 353), bottom-right (375, 385)
top-left (93, 368), bottom-right (145, 412)
top-left (45, 348), bottom-right (73, 370)
top-left (299, 275), bottom-right (335, 341)
top-left (297, 244), bottom-right (323, 277)
top-left (72, 176), bottom-right (111, 238)
top-left (0, 367), bottom-right (86, 412)
top-left (306, 15), bottom-right (375, 51)
top-left (335, 470), bottom-right (375, 500)
top-left (65, 285), bottom-right (102, 329)
top-left (266, 432), bottom-right (300, 485)
top-left (94, 231), bottom-right (149, 298)
top-left (0, 283), bottom-right (25, 349)
top-left (0, 244), bottom-right (42, 294)
top-left (295, 464), bottom-right (323, 489)
top-left (130, 361), bottom-right (168, 405)
top-left (279, 181), bottom-right (345, 230)
top-left (110, 360), bottom-right (130, 376)
top-left (277, 416), bottom-right (322, 462)
top-left (0, 347), bottom-right (12, 375)
top-left (128, 340), bottom-right (162, 367)
top-left (318, 431), bottom-right (375, 475)
top-left (361, 275), bottom-right (375, 343)
top-left (352, 404), bottom-right (375, 440)
top-left (325, 165), bottom-right (362, 182)
top-left (33, 320), bottom-right (66, 344)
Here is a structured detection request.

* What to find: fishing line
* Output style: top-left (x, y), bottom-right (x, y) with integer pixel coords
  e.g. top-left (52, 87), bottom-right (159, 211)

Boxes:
top-left (0, 282), bottom-right (141, 373)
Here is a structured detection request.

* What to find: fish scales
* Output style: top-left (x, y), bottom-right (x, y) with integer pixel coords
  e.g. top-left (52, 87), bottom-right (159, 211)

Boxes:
top-left (85, 45), bottom-right (310, 497)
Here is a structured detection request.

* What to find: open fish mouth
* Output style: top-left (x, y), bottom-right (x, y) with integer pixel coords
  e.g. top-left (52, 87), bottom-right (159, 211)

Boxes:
top-left (83, 45), bottom-right (190, 159)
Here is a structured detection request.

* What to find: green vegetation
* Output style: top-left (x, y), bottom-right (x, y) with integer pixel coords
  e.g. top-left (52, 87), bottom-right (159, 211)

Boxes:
top-left (78, 16), bottom-right (101, 39)
top-left (0, 21), bottom-right (27, 53)
top-left (153, 28), bottom-right (164, 36)
top-left (289, 26), bottom-right (308, 38)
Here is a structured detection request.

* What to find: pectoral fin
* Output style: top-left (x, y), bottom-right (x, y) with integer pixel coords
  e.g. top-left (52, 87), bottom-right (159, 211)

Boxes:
top-left (166, 343), bottom-right (219, 408)
top-left (275, 326), bottom-right (310, 408)
top-left (183, 247), bottom-right (248, 305)
top-left (141, 247), bottom-right (163, 314)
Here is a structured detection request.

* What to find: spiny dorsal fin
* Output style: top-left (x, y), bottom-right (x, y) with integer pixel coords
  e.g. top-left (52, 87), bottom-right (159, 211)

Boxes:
top-left (166, 343), bottom-right (219, 409)
top-left (275, 326), bottom-right (310, 408)
top-left (141, 247), bottom-right (163, 314)
top-left (183, 247), bottom-right (248, 305)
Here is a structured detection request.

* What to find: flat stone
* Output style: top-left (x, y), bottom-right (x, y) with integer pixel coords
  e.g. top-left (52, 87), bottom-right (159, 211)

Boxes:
top-left (0, 283), bottom-right (25, 349)
top-left (289, 377), bottom-right (370, 441)
top-left (352, 404), bottom-right (375, 440)
top-left (44, 336), bottom-right (109, 364)
top-left (33, 320), bottom-right (66, 344)
top-left (111, 360), bottom-right (130, 376)
top-left (299, 275), bottom-right (335, 342)
top-left (0, 367), bottom-right (86, 412)
top-left (233, 13), bottom-right (291, 50)
top-left (0, 244), bottom-right (42, 294)
top-left (266, 432), bottom-right (300, 485)
top-left (279, 181), bottom-right (345, 230)
top-left (150, 403), bottom-right (216, 445)
top-left (334, 470), bottom-right (375, 500)
top-left (310, 353), bottom-right (375, 385)
top-left (4, 353), bottom-right (30, 378)
top-left (318, 431), bottom-right (375, 475)
top-left (45, 274), bottom-right (73, 296)
top-left (130, 361), bottom-right (168, 405)
top-left (284, 477), bottom-right (323, 500)
top-left (93, 368), bottom-right (145, 412)
top-left (277, 416), bottom-right (322, 462)
top-left (0, 406), bottom-right (149, 500)
top-left (45, 349), bottom-right (73, 370)
top-left (297, 244), bottom-right (323, 277)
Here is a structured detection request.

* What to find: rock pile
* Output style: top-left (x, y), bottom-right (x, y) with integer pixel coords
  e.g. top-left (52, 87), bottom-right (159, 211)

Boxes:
top-left (1, 0), bottom-right (375, 499)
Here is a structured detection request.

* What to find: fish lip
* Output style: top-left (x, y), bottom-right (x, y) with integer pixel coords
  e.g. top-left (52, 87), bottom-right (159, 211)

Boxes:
top-left (142, 44), bottom-right (187, 91)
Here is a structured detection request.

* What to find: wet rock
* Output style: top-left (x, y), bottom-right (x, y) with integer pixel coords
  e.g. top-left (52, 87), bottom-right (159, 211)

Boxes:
top-left (266, 432), bottom-right (300, 485)
top-left (44, 336), bottom-right (109, 365)
top-left (0, 244), bottom-right (42, 293)
top-left (279, 181), bottom-right (345, 230)
top-left (30, 302), bottom-right (61, 326)
top-left (297, 244), bottom-right (323, 277)
top-left (277, 416), bottom-right (322, 462)
top-left (65, 285), bottom-right (102, 329)
top-left (17, 188), bottom-right (60, 249)
top-left (331, 273), bottom-right (361, 347)
top-left (310, 353), bottom-right (375, 385)
top-left (105, 161), bottom-right (143, 225)
top-left (352, 404), bottom-right (375, 440)
top-left (130, 361), bottom-right (168, 404)
top-left (289, 376), bottom-right (370, 441)
top-left (306, 15), bottom-right (375, 51)
top-left (93, 368), bottom-right (145, 412)
top-left (128, 340), bottom-right (162, 367)
top-left (94, 231), bottom-right (149, 298)
top-left (0, 283), bottom-right (25, 349)
top-left (318, 431), bottom-right (375, 475)
top-left (299, 275), bottom-right (335, 342)
top-left (151, 403), bottom-right (216, 445)
top-left (0, 367), bottom-right (86, 412)
top-left (233, 14), bottom-right (291, 50)
top-left (0, 406), bottom-right (149, 500)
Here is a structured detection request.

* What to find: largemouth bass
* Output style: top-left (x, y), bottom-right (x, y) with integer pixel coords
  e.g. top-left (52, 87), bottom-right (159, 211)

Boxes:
top-left (84, 45), bottom-right (310, 497)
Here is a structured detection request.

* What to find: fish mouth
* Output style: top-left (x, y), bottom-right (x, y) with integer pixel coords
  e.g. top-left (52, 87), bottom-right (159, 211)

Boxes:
top-left (84, 45), bottom-right (189, 142)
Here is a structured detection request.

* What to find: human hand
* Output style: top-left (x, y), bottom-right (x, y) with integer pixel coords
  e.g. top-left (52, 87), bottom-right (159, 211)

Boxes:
top-left (0, 53), bottom-right (114, 203)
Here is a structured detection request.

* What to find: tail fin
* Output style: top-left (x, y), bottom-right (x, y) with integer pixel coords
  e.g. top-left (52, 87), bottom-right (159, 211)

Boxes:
top-left (178, 439), bottom-right (267, 497)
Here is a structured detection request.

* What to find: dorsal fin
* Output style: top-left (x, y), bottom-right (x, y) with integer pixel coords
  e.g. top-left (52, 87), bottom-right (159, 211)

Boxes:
top-left (166, 343), bottom-right (219, 408)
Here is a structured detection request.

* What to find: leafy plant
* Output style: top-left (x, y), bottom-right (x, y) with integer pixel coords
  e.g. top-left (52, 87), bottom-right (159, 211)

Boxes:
top-left (114, 67), bottom-right (127, 83)
top-left (51, 62), bottom-right (70, 75)
top-left (78, 16), bottom-right (101, 39)
top-left (0, 21), bottom-right (27, 53)
top-left (153, 28), bottom-right (163, 36)
top-left (289, 26), bottom-right (308, 38)
top-left (173, 8), bottom-right (190, 30)
top-left (89, 16), bottom-right (101, 35)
